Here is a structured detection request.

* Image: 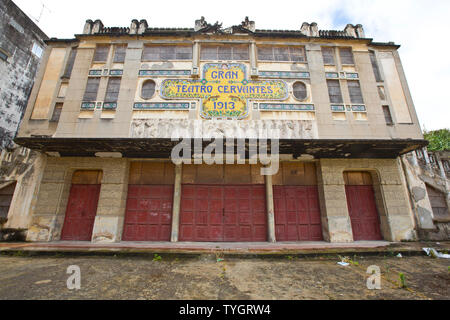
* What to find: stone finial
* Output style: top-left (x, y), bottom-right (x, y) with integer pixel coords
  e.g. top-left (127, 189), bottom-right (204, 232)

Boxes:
top-left (241, 16), bottom-right (255, 32)
top-left (310, 22), bottom-right (319, 37)
top-left (195, 16), bottom-right (208, 31)
top-left (355, 24), bottom-right (365, 38)
top-left (300, 22), bottom-right (318, 36)
top-left (344, 24), bottom-right (357, 38)
top-left (130, 19), bottom-right (139, 35)
top-left (300, 22), bottom-right (310, 36)
top-left (83, 19), bottom-right (94, 34)
top-left (92, 19), bottom-right (104, 34)
top-left (138, 19), bottom-right (148, 34)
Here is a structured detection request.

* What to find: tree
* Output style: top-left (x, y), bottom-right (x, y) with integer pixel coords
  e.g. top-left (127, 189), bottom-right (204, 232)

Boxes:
top-left (423, 129), bottom-right (450, 151)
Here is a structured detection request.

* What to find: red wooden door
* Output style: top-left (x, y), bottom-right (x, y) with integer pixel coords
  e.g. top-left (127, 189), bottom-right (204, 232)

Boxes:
top-left (60, 184), bottom-right (101, 241)
top-left (345, 185), bottom-right (382, 241)
top-left (123, 185), bottom-right (173, 241)
top-left (179, 185), bottom-right (267, 242)
top-left (274, 186), bottom-right (323, 241)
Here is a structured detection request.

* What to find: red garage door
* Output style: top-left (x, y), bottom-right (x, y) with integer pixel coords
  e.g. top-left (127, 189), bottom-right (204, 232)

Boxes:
top-left (123, 185), bottom-right (173, 241)
top-left (180, 185), bottom-right (267, 242)
top-left (61, 170), bottom-right (103, 241)
top-left (344, 172), bottom-right (382, 241)
top-left (274, 186), bottom-right (323, 241)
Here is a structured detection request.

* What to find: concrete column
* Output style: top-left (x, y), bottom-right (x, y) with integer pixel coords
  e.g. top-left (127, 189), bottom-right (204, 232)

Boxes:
top-left (171, 164), bottom-right (183, 242)
top-left (265, 173), bottom-right (276, 243)
top-left (435, 154), bottom-right (447, 180)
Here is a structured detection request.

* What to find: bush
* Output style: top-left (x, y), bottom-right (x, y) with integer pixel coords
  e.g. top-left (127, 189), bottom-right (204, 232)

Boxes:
top-left (423, 129), bottom-right (450, 151)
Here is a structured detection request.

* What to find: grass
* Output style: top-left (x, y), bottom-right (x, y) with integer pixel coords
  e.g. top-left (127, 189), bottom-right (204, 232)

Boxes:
top-left (152, 253), bottom-right (162, 262)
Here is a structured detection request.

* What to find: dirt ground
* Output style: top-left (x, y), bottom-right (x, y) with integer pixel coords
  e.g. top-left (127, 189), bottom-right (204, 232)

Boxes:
top-left (0, 253), bottom-right (448, 300)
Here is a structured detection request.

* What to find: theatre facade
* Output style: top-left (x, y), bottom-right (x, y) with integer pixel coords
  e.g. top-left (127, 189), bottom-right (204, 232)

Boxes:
top-left (14, 17), bottom-right (427, 243)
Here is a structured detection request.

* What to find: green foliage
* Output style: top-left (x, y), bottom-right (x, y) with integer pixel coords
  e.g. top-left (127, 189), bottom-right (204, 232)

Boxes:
top-left (423, 129), bottom-right (450, 151)
top-left (398, 272), bottom-right (406, 288)
top-left (152, 253), bottom-right (162, 262)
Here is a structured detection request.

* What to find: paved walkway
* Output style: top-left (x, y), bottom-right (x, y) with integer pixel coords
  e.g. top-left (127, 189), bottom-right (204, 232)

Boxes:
top-left (0, 240), bottom-right (448, 256)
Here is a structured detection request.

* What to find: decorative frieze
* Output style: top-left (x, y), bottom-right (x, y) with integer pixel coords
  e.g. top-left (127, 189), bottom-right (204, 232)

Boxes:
top-left (130, 119), bottom-right (318, 139)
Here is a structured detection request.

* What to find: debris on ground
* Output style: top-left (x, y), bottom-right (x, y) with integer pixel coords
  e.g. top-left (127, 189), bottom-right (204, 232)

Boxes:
top-left (423, 248), bottom-right (450, 259)
top-left (337, 261), bottom-right (349, 267)
top-left (397, 253), bottom-right (402, 258)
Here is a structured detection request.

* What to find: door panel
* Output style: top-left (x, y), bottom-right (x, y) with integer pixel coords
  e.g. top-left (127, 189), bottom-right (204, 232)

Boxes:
top-left (274, 186), bottom-right (323, 241)
top-left (123, 185), bottom-right (173, 241)
top-left (345, 185), bottom-right (382, 241)
top-left (60, 184), bottom-right (101, 241)
top-left (179, 184), bottom-right (267, 242)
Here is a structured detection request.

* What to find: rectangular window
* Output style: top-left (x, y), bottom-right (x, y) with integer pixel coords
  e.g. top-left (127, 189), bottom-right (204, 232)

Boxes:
top-left (200, 45), bottom-right (249, 60)
top-left (93, 45), bottom-right (110, 62)
top-left (0, 50), bottom-right (8, 61)
top-left (50, 103), bottom-right (63, 122)
top-left (62, 48), bottom-right (77, 78)
top-left (321, 47), bottom-right (335, 65)
top-left (82, 77), bottom-right (100, 102)
top-left (327, 80), bottom-right (343, 103)
top-left (382, 105), bottom-right (393, 125)
top-left (257, 46), bottom-right (306, 62)
top-left (113, 45), bottom-right (127, 63)
top-left (339, 48), bottom-right (354, 65)
top-left (347, 80), bottom-right (364, 104)
top-left (377, 86), bottom-right (386, 100)
top-left (31, 42), bottom-right (43, 58)
top-left (105, 78), bottom-right (121, 102)
top-left (142, 45), bottom-right (192, 61)
top-left (369, 51), bottom-right (382, 82)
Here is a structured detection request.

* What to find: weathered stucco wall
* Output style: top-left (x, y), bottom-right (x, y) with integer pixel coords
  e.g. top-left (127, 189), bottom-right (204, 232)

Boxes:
top-left (27, 157), bottom-right (417, 243)
top-left (401, 150), bottom-right (450, 240)
top-left (317, 158), bottom-right (416, 242)
top-left (0, 0), bottom-right (47, 149)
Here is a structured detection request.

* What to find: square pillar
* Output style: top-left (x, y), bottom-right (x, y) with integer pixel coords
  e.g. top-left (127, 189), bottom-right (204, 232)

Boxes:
top-left (91, 158), bottom-right (129, 243)
top-left (317, 160), bottom-right (353, 242)
top-left (170, 164), bottom-right (182, 242)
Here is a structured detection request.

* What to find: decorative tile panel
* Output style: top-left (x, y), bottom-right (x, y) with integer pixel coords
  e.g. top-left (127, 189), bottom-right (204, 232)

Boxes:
top-left (103, 102), bottom-right (117, 110)
top-left (331, 105), bottom-right (345, 112)
top-left (139, 70), bottom-right (191, 76)
top-left (89, 70), bottom-right (102, 76)
top-left (259, 71), bottom-right (310, 79)
top-left (346, 72), bottom-right (359, 79)
top-left (326, 72), bottom-right (339, 79)
top-left (81, 102), bottom-right (95, 110)
top-left (133, 102), bottom-right (190, 110)
top-left (109, 70), bottom-right (123, 76)
top-left (259, 103), bottom-right (315, 111)
top-left (351, 105), bottom-right (366, 112)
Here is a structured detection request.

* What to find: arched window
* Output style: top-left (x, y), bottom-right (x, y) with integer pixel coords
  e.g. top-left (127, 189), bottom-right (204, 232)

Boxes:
top-left (293, 81), bottom-right (307, 100)
top-left (141, 80), bottom-right (156, 99)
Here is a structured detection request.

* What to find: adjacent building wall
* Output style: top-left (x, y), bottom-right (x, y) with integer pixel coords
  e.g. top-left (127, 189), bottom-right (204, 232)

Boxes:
top-left (0, 0), bottom-right (48, 235)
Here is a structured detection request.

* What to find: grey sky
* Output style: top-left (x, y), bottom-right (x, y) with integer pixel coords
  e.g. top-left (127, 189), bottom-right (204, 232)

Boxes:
top-left (13, 0), bottom-right (450, 131)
